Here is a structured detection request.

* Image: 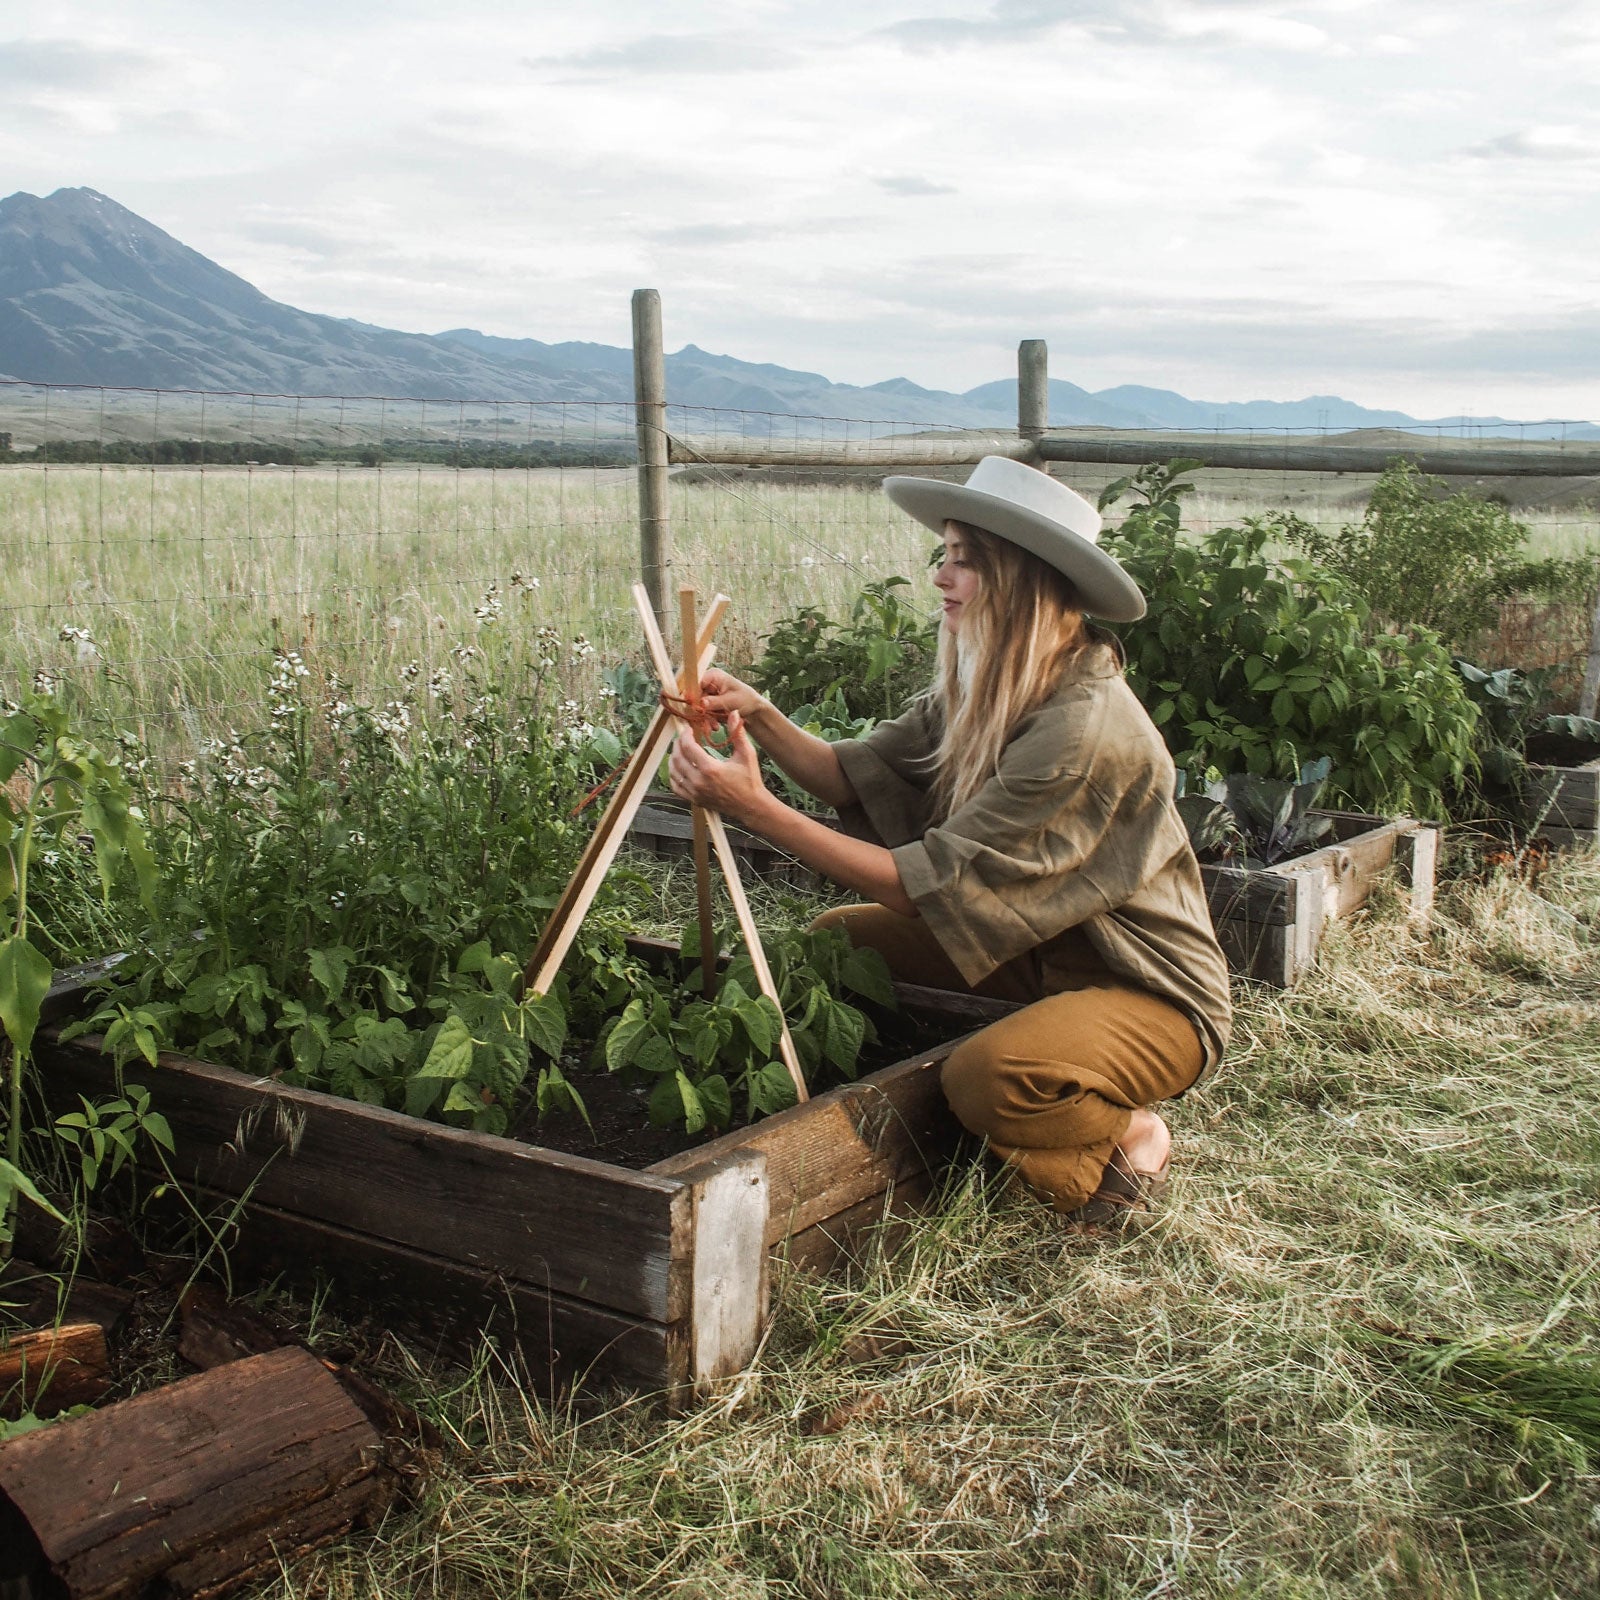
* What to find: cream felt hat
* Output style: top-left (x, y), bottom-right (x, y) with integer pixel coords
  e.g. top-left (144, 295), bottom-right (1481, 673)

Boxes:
top-left (884, 455), bottom-right (1146, 623)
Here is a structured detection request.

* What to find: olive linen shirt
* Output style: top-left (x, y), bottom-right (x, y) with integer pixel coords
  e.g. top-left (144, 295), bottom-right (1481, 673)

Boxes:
top-left (830, 644), bottom-right (1232, 1078)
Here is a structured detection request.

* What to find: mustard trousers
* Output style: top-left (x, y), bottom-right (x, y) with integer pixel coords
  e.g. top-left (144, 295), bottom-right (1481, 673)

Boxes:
top-left (813, 905), bottom-right (1204, 1211)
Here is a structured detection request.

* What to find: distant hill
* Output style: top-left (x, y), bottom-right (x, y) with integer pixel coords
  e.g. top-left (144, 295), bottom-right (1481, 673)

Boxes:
top-left (2, 186), bottom-right (1595, 439)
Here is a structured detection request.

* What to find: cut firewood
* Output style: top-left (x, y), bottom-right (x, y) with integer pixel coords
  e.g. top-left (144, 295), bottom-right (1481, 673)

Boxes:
top-left (176, 1281), bottom-right (298, 1371)
top-left (0, 1344), bottom-right (393, 1600)
top-left (0, 1322), bottom-right (109, 1418)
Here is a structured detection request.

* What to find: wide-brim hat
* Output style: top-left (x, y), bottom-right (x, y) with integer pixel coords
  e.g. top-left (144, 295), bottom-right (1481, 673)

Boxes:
top-left (883, 455), bottom-right (1146, 623)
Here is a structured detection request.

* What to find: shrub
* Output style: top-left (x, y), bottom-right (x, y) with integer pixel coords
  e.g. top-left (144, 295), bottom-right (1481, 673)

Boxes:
top-left (1286, 458), bottom-right (1597, 648)
top-left (747, 576), bottom-right (937, 722)
top-left (1101, 463), bottom-right (1479, 819)
top-left (69, 627), bottom-right (622, 1135)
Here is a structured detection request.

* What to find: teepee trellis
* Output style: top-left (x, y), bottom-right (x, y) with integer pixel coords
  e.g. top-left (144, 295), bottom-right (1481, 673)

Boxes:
top-left (523, 582), bottom-right (810, 1104)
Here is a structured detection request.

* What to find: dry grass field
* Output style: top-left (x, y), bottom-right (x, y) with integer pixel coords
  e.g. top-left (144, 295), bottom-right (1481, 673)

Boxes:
top-left (2, 460), bottom-right (1596, 769)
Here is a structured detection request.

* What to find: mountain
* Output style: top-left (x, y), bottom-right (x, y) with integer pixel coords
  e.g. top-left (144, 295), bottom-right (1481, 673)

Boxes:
top-left (2, 186), bottom-right (1595, 438)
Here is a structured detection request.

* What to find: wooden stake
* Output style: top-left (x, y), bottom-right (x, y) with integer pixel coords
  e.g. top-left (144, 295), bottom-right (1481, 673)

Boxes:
top-left (679, 586), bottom-right (719, 999)
top-left (523, 589), bottom-right (727, 997)
top-left (705, 812), bottom-right (809, 1103)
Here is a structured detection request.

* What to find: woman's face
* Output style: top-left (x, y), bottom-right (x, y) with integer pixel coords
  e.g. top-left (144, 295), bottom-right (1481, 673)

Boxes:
top-left (933, 521), bottom-right (980, 633)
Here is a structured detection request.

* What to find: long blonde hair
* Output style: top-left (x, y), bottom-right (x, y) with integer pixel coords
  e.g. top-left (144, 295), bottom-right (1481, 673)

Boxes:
top-left (931, 520), bottom-right (1096, 820)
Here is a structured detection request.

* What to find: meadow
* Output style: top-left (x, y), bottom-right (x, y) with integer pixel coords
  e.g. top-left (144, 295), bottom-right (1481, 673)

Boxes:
top-left (248, 858), bottom-right (1600, 1598)
top-left (4, 458), bottom-right (1600, 1597)
top-left (2, 460), bottom-right (1596, 769)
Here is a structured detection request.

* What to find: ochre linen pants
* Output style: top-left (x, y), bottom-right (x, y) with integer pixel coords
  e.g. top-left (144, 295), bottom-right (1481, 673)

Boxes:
top-left (812, 904), bottom-right (1204, 1211)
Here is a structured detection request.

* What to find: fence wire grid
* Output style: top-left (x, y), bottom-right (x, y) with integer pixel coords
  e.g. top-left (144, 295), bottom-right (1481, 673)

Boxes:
top-left (2, 377), bottom-right (1597, 772)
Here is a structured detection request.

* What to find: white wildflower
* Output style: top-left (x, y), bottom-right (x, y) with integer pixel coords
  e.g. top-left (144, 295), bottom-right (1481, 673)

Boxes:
top-left (400, 660), bottom-right (422, 685)
top-left (474, 583), bottom-right (504, 626)
top-left (510, 570), bottom-right (541, 593)
top-left (570, 634), bottom-right (596, 663)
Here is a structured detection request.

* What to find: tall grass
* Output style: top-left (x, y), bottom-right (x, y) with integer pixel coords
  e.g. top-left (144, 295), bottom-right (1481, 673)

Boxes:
top-left (4, 462), bottom-right (1595, 770)
top-left (223, 848), bottom-right (1600, 1600)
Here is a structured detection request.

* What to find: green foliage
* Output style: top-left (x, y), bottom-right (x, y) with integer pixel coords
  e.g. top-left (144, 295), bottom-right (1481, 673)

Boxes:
top-left (1452, 658), bottom-right (1600, 807)
top-left (0, 689), bottom-right (159, 1252)
top-left (592, 924), bottom-right (894, 1134)
top-left (748, 576), bottom-right (937, 723)
top-left (66, 631), bottom-right (618, 1138)
top-left (1100, 463), bottom-right (1479, 819)
top-left (1176, 758), bottom-right (1334, 867)
top-left (1286, 458), bottom-right (1597, 647)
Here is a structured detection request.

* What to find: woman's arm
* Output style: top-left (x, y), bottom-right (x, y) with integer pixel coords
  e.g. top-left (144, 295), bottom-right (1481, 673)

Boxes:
top-left (668, 714), bottom-right (917, 918)
top-left (699, 670), bottom-right (858, 811)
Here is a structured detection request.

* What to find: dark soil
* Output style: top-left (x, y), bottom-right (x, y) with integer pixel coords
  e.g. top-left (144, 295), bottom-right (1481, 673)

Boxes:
top-left (509, 1004), bottom-right (962, 1170)
top-left (1524, 730), bottom-right (1600, 768)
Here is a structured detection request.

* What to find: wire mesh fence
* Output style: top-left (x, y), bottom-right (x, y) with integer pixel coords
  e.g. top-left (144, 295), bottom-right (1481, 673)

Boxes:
top-left (3, 377), bottom-right (1598, 772)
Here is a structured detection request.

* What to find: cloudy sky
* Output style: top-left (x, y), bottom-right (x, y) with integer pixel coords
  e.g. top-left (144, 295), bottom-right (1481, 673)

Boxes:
top-left (4, 0), bottom-right (1598, 419)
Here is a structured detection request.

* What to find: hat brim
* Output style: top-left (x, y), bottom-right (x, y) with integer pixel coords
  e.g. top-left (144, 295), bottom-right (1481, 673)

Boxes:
top-left (884, 475), bottom-right (1146, 624)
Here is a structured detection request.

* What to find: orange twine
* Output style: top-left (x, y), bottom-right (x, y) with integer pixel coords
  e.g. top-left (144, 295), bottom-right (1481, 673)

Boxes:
top-left (572, 687), bottom-right (729, 814)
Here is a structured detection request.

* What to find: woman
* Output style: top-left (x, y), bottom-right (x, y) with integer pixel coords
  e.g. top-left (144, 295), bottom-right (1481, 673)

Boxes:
top-left (667, 456), bottom-right (1231, 1223)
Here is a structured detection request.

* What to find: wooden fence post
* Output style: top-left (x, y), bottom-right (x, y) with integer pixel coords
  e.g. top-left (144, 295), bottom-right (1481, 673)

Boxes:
top-left (632, 289), bottom-right (671, 633)
top-left (1579, 585), bottom-right (1600, 720)
top-left (1017, 339), bottom-right (1048, 460)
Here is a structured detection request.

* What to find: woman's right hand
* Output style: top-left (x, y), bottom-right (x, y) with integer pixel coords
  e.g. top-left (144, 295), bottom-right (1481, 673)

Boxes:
top-left (698, 669), bottom-right (771, 726)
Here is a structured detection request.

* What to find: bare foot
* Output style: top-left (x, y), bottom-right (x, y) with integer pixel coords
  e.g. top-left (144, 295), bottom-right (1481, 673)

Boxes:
top-left (1118, 1107), bottom-right (1171, 1176)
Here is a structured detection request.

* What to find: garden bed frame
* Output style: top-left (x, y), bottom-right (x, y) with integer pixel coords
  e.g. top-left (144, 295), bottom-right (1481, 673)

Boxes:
top-left (34, 954), bottom-right (1012, 1404)
top-left (633, 799), bottom-right (1439, 990)
top-left (1524, 756), bottom-right (1600, 851)
top-left (1201, 811), bottom-right (1437, 988)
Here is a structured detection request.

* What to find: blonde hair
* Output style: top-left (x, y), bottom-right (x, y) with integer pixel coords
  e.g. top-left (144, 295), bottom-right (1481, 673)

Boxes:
top-left (931, 520), bottom-right (1095, 820)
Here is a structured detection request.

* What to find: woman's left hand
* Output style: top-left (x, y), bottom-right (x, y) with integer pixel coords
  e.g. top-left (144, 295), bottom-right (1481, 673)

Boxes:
top-left (667, 711), bottom-right (770, 828)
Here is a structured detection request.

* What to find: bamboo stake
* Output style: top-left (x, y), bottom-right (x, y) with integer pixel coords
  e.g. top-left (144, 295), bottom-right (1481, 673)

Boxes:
top-left (679, 586), bottom-right (719, 1000)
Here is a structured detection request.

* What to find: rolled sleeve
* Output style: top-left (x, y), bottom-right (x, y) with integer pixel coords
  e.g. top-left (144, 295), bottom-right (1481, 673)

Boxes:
top-left (830, 694), bottom-right (939, 849)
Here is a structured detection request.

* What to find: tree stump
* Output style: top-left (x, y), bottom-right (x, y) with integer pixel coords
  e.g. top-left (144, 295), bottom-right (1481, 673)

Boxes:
top-left (0, 1345), bottom-right (393, 1600)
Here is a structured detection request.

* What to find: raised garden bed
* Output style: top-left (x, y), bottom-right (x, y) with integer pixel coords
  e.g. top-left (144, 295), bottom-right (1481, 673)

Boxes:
top-left (1200, 810), bottom-right (1438, 988)
top-left (630, 792), bottom-right (824, 890)
top-left (1523, 754), bottom-right (1600, 851)
top-left (635, 796), bottom-right (1439, 991)
top-left (33, 953), bottom-right (1012, 1403)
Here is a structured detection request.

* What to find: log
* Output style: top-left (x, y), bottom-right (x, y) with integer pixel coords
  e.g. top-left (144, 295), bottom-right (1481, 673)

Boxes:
top-left (0, 1345), bottom-right (391, 1600)
top-left (0, 1323), bottom-right (109, 1417)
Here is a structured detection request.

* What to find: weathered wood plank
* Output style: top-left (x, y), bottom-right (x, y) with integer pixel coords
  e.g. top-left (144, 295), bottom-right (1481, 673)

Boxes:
top-left (652, 1045), bottom-right (965, 1249)
top-left (0, 1345), bottom-right (388, 1600)
top-left (680, 1151), bottom-right (769, 1390)
top-left (1526, 759), bottom-right (1600, 838)
top-left (36, 1035), bottom-right (689, 1324)
top-left (187, 1191), bottom-right (685, 1393)
top-left (0, 1323), bottom-right (109, 1417)
top-left (780, 1167), bottom-right (941, 1276)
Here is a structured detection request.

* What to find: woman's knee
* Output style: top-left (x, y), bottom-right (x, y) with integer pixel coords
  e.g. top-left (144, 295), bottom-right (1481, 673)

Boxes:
top-left (941, 1035), bottom-right (1004, 1134)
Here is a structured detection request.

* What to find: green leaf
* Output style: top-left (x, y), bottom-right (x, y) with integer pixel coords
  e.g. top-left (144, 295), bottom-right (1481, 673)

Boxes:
top-left (415, 1013), bottom-right (475, 1080)
top-left (749, 1061), bottom-right (799, 1116)
top-left (676, 1071), bottom-right (707, 1136)
top-left (0, 934), bottom-right (53, 1055)
top-left (647, 1071), bottom-right (686, 1128)
top-left (308, 945), bottom-right (353, 1003)
top-left (840, 946), bottom-right (895, 1007)
top-left (456, 940), bottom-right (493, 975)
top-left (821, 998), bottom-right (866, 1074)
top-left (635, 1034), bottom-right (679, 1076)
top-left (604, 998), bottom-right (652, 1071)
top-left (0, 1157), bottom-right (67, 1224)
top-left (697, 1073), bottom-right (731, 1130)
top-left (442, 1081), bottom-right (483, 1115)
top-left (523, 990), bottom-right (567, 1059)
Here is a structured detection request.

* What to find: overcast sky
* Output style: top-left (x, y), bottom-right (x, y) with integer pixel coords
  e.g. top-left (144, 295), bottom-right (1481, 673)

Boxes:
top-left (4, 0), bottom-right (1598, 420)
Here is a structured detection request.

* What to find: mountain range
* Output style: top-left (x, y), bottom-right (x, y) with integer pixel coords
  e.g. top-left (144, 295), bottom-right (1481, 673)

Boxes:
top-left (2, 186), bottom-right (1593, 439)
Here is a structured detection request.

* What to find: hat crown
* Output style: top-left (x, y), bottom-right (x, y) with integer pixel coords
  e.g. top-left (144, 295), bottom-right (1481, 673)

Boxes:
top-left (962, 456), bottom-right (1102, 546)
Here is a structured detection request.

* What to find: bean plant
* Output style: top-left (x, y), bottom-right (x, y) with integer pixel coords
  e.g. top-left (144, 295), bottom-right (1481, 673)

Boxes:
top-left (596, 924), bottom-right (895, 1133)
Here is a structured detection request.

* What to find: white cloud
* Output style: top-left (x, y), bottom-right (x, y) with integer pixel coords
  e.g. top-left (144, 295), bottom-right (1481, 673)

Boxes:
top-left (0, 0), bottom-right (1594, 419)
